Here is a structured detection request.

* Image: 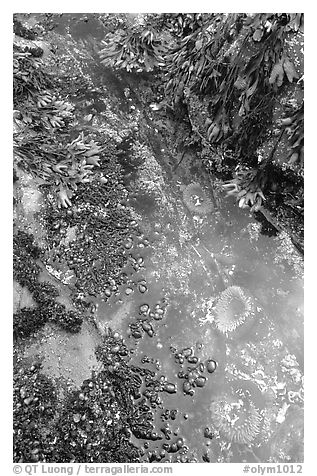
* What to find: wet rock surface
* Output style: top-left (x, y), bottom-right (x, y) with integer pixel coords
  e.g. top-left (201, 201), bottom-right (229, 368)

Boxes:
top-left (13, 14), bottom-right (303, 464)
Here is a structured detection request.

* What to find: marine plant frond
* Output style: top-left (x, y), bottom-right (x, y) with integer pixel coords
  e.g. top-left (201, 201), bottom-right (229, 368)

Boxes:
top-left (14, 132), bottom-right (103, 207)
top-left (221, 167), bottom-right (267, 212)
top-left (99, 27), bottom-right (168, 72)
top-left (13, 46), bottom-right (51, 103)
top-left (164, 13), bottom-right (303, 148)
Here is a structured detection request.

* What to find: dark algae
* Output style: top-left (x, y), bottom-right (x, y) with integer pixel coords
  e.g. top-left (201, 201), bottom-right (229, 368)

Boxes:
top-left (13, 13), bottom-right (303, 464)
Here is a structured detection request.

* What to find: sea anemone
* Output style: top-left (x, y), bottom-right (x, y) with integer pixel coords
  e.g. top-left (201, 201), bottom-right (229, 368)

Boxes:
top-left (214, 285), bottom-right (255, 336)
top-left (210, 391), bottom-right (262, 444)
top-left (182, 182), bottom-right (214, 215)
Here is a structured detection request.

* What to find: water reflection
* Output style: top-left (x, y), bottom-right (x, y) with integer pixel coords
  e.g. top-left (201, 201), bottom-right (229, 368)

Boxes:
top-left (32, 14), bottom-right (304, 462)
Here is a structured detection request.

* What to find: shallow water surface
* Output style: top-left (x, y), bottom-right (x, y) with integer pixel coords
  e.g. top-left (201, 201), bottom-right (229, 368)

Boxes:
top-left (21, 15), bottom-right (303, 462)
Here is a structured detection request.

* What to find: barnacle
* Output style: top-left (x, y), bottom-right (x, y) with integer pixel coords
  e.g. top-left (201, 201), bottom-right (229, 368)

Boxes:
top-left (213, 285), bottom-right (255, 335)
top-left (182, 182), bottom-right (214, 215)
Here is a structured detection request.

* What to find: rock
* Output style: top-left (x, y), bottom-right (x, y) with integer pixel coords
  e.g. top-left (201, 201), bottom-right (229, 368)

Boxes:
top-left (206, 359), bottom-right (217, 374)
top-left (23, 397), bottom-right (33, 405)
top-left (73, 413), bottom-right (81, 423)
top-left (183, 381), bottom-right (192, 394)
top-left (163, 383), bottom-right (177, 394)
top-left (139, 304), bottom-right (149, 314)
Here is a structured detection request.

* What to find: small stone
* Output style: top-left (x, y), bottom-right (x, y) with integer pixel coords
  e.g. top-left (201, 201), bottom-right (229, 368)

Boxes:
top-left (204, 427), bottom-right (213, 439)
top-left (182, 348), bottom-right (192, 358)
top-left (139, 304), bottom-right (149, 314)
top-left (23, 397), bottom-right (33, 405)
top-left (20, 387), bottom-right (27, 399)
top-left (183, 381), bottom-right (192, 394)
top-left (124, 240), bottom-right (133, 249)
top-left (199, 363), bottom-right (205, 372)
top-left (132, 330), bottom-right (142, 339)
top-left (125, 287), bottom-right (133, 295)
top-left (206, 359), bottom-right (217, 374)
top-left (73, 413), bottom-right (81, 423)
top-left (170, 443), bottom-right (178, 453)
top-left (138, 284), bottom-right (147, 293)
top-left (110, 345), bottom-right (120, 353)
top-left (176, 438), bottom-right (184, 448)
top-left (141, 321), bottom-right (152, 332)
top-left (164, 383), bottom-right (177, 394)
top-left (195, 376), bottom-right (206, 388)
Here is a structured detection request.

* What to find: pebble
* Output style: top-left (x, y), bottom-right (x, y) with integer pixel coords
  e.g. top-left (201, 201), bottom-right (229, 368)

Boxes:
top-left (138, 284), bottom-right (147, 293)
top-left (73, 413), bottom-right (81, 423)
top-left (183, 381), bottom-right (192, 394)
top-left (176, 438), bottom-right (184, 448)
top-left (110, 345), bottom-right (120, 353)
top-left (182, 348), bottom-right (192, 358)
top-left (195, 376), bottom-right (206, 388)
top-left (170, 443), bottom-right (178, 453)
top-left (132, 330), bottom-right (142, 339)
top-left (139, 304), bottom-right (149, 314)
top-left (20, 387), bottom-right (27, 399)
top-left (141, 321), bottom-right (153, 332)
top-left (199, 363), bottom-right (205, 372)
top-left (163, 383), bottom-right (177, 394)
top-left (125, 287), bottom-right (133, 295)
top-left (124, 240), bottom-right (133, 249)
top-left (206, 359), bottom-right (217, 374)
top-left (204, 427), bottom-right (213, 439)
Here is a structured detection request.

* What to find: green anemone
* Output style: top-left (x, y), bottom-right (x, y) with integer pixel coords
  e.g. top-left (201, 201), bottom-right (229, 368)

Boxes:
top-left (210, 392), bottom-right (262, 444)
top-left (214, 285), bottom-right (255, 336)
top-left (182, 182), bottom-right (214, 215)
